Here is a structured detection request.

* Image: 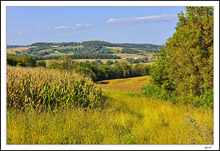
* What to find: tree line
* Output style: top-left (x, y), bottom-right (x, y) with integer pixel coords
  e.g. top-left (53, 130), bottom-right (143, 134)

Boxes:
top-left (34, 53), bottom-right (121, 60)
top-left (7, 54), bottom-right (151, 82)
top-left (47, 56), bottom-right (152, 81)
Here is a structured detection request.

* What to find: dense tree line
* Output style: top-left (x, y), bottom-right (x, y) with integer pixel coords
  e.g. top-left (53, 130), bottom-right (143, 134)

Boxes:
top-left (30, 42), bottom-right (80, 47)
top-left (81, 40), bottom-right (161, 52)
top-left (143, 7), bottom-right (213, 108)
top-left (121, 48), bottom-right (140, 54)
top-left (7, 45), bottom-right (29, 48)
top-left (7, 53), bottom-right (37, 67)
top-left (34, 53), bottom-right (121, 60)
top-left (47, 56), bottom-right (151, 81)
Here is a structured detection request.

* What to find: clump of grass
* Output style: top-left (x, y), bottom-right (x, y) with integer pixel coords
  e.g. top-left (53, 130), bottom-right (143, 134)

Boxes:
top-left (7, 66), bottom-right (103, 111)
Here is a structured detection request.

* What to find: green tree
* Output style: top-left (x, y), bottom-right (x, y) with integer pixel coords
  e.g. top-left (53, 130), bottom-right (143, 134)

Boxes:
top-left (105, 60), bottom-right (114, 66)
top-left (145, 7), bottom-right (213, 107)
top-left (22, 55), bottom-right (36, 67)
top-left (7, 53), bottom-right (17, 66)
top-left (36, 60), bottom-right (46, 67)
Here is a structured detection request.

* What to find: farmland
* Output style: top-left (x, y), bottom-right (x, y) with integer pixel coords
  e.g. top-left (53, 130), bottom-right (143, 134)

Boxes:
top-left (7, 67), bottom-right (213, 144)
top-left (7, 46), bottom-right (36, 54)
top-left (7, 41), bottom-right (159, 61)
top-left (6, 6), bottom-right (214, 146)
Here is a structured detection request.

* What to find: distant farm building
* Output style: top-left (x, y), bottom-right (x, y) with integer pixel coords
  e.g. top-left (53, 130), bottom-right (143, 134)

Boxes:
top-left (134, 57), bottom-right (139, 60)
top-left (122, 58), bottom-right (127, 60)
top-left (52, 46), bottom-right (58, 48)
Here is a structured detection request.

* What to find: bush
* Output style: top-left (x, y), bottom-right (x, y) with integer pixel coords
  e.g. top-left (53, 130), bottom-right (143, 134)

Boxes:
top-left (36, 60), bottom-right (46, 67)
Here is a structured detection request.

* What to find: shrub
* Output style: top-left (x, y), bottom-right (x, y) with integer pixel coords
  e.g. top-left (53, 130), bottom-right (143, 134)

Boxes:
top-left (36, 60), bottom-right (46, 67)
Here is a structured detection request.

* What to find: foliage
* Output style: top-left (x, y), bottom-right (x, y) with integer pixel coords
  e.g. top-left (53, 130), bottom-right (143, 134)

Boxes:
top-left (7, 53), bottom-right (36, 67)
top-left (121, 48), bottom-right (140, 54)
top-left (36, 60), bottom-right (46, 67)
top-left (127, 57), bottom-right (149, 64)
top-left (47, 56), bottom-right (152, 82)
top-left (105, 60), bottom-right (114, 66)
top-left (143, 7), bottom-right (213, 108)
top-left (22, 55), bottom-right (37, 67)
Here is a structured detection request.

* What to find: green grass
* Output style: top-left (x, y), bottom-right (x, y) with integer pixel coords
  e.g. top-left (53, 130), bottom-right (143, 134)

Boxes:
top-left (7, 75), bottom-right (213, 144)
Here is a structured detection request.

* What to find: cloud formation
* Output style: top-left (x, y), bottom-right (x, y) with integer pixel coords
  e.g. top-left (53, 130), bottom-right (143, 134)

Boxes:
top-left (52, 24), bottom-right (93, 30)
top-left (53, 26), bottom-right (70, 30)
top-left (106, 14), bottom-right (178, 25)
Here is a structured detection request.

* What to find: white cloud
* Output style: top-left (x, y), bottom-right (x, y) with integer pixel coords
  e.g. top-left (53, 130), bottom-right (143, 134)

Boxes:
top-left (52, 24), bottom-right (93, 30)
top-left (106, 14), bottom-right (178, 25)
top-left (17, 32), bottom-right (24, 35)
top-left (52, 26), bottom-right (70, 30)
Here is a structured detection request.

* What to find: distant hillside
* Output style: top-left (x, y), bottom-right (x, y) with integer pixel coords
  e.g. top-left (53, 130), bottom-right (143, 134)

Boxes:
top-left (7, 41), bottom-right (161, 60)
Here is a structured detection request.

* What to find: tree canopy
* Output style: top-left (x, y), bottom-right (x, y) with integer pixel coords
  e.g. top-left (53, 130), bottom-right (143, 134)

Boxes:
top-left (144, 7), bottom-right (213, 108)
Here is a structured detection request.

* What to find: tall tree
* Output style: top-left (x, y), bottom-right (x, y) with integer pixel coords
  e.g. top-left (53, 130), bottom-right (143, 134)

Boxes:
top-left (148, 7), bottom-right (213, 105)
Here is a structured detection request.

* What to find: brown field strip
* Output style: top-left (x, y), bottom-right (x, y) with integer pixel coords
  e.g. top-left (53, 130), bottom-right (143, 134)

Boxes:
top-left (7, 46), bottom-right (36, 52)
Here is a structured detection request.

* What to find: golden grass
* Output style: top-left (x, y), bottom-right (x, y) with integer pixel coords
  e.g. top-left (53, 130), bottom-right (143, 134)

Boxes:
top-left (105, 46), bottom-right (124, 51)
top-left (95, 76), bottom-right (150, 93)
top-left (7, 68), bottom-right (213, 144)
top-left (7, 89), bottom-right (213, 144)
top-left (115, 53), bottom-right (145, 59)
top-left (7, 46), bottom-right (36, 52)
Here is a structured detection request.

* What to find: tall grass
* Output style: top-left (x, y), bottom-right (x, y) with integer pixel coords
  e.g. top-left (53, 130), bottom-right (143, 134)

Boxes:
top-left (7, 89), bottom-right (213, 144)
top-left (7, 66), bottom-right (103, 111)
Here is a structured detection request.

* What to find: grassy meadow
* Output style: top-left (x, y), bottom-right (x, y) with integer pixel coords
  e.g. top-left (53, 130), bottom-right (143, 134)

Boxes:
top-left (7, 46), bottom-right (36, 54)
top-left (7, 66), bottom-right (213, 144)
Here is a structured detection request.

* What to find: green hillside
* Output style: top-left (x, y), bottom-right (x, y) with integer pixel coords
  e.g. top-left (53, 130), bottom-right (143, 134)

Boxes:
top-left (7, 41), bottom-right (161, 60)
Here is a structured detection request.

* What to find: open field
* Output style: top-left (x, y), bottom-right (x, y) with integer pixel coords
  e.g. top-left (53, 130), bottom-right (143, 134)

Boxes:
top-left (7, 68), bottom-right (213, 144)
top-left (95, 76), bottom-right (150, 93)
top-left (115, 53), bottom-right (155, 59)
top-left (7, 46), bottom-right (36, 53)
top-left (105, 46), bottom-right (124, 51)
top-left (7, 75), bottom-right (213, 144)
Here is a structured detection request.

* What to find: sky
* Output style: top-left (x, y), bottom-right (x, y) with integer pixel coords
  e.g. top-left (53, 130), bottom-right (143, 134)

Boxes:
top-left (7, 6), bottom-right (186, 45)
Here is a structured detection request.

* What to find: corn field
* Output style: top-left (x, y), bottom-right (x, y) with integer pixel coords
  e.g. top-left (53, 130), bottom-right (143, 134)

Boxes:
top-left (7, 66), bottom-right (104, 111)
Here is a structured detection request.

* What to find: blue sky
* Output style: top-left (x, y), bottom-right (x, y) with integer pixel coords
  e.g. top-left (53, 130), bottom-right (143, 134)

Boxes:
top-left (7, 7), bottom-right (186, 45)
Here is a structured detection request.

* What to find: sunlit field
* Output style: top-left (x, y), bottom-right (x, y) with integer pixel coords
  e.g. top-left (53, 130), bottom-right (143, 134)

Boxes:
top-left (95, 76), bottom-right (150, 93)
top-left (7, 90), bottom-right (213, 144)
top-left (7, 46), bottom-right (36, 54)
top-left (6, 6), bottom-right (214, 145)
top-left (7, 67), bottom-right (213, 144)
